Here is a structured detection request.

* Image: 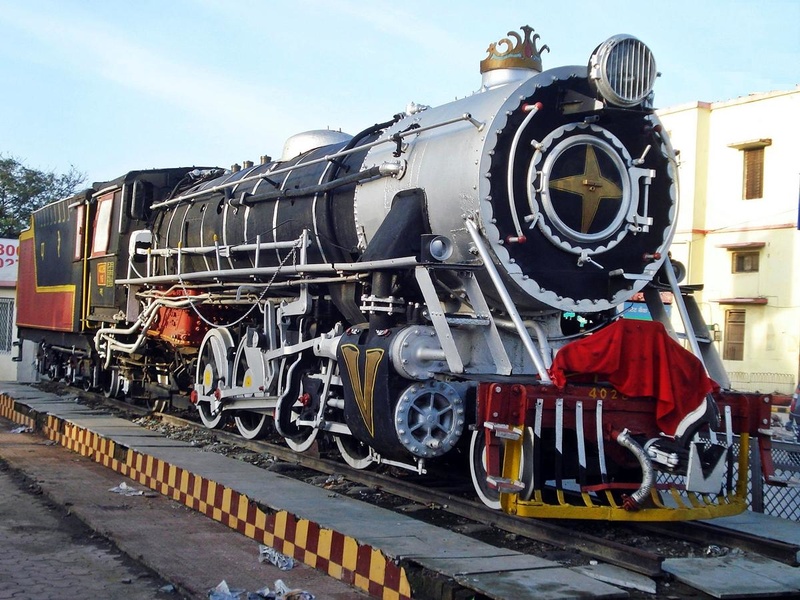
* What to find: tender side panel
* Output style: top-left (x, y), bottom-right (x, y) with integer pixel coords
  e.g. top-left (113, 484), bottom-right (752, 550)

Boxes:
top-left (16, 226), bottom-right (78, 332)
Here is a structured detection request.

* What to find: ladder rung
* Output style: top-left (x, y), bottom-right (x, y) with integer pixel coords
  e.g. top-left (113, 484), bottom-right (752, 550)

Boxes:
top-left (444, 315), bottom-right (490, 326)
top-left (484, 422), bottom-right (523, 440)
top-left (486, 476), bottom-right (525, 493)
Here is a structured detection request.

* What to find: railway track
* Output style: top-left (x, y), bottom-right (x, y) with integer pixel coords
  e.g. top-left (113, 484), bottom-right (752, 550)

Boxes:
top-left (49, 384), bottom-right (800, 583)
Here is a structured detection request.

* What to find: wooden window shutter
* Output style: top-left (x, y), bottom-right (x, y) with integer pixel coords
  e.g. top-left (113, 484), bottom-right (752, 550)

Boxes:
top-left (743, 147), bottom-right (764, 200)
top-left (723, 309), bottom-right (746, 361)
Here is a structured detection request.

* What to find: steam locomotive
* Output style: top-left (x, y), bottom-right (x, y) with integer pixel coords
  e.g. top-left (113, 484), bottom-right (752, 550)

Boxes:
top-left (16, 26), bottom-right (777, 520)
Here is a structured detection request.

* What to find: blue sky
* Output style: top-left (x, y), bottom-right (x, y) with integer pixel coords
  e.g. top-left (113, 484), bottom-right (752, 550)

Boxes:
top-left (1, 0), bottom-right (798, 186)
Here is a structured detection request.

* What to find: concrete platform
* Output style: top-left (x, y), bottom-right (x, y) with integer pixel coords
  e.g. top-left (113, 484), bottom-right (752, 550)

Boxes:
top-left (706, 511), bottom-right (800, 556)
top-left (0, 383), bottom-right (629, 599)
top-left (0, 415), bottom-right (367, 599)
top-left (663, 554), bottom-right (800, 598)
top-left (0, 460), bottom-right (177, 600)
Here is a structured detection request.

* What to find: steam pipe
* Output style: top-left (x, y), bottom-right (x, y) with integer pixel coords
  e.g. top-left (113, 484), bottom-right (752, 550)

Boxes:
top-left (615, 428), bottom-right (654, 510)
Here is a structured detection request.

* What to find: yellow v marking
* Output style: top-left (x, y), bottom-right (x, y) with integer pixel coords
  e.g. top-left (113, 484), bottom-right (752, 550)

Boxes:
top-left (341, 344), bottom-right (384, 437)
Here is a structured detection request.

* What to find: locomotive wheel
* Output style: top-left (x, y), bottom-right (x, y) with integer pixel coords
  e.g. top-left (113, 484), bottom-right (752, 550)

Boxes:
top-left (278, 386), bottom-right (319, 452)
top-left (282, 401), bottom-right (319, 453)
top-left (274, 359), bottom-right (319, 452)
top-left (195, 328), bottom-right (234, 430)
top-left (232, 336), bottom-right (266, 395)
top-left (520, 428), bottom-right (535, 501)
top-left (469, 428), bottom-right (534, 510)
top-left (82, 365), bottom-right (97, 392)
top-left (103, 367), bottom-right (123, 399)
top-left (197, 401), bottom-right (225, 429)
top-left (234, 412), bottom-right (272, 440)
top-left (334, 435), bottom-right (373, 470)
top-left (48, 361), bottom-right (64, 382)
top-left (231, 342), bottom-right (272, 438)
top-left (142, 397), bottom-right (169, 413)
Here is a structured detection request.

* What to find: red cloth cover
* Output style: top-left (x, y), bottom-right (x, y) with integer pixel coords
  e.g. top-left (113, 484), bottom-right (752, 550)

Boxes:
top-left (549, 319), bottom-right (717, 436)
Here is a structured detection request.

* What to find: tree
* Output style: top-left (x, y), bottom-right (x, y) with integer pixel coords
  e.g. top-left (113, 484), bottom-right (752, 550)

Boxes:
top-left (0, 155), bottom-right (85, 238)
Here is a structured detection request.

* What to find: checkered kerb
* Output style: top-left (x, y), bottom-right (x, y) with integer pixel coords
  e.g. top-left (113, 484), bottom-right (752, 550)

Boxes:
top-left (0, 394), bottom-right (412, 600)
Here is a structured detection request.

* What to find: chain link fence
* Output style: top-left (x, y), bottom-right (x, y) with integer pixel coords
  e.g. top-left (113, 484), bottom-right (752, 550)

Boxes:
top-left (752, 438), bottom-right (800, 520)
top-left (0, 298), bottom-right (13, 354)
top-left (653, 433), bottom-right (800, 520)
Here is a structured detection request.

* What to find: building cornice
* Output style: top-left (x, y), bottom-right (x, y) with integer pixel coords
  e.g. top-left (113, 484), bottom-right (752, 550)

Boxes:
top-left (677, 223), bottom-right (797, 236)
top-left (713, 297), bottom-right (768, 305)
top-left (658, 86), bottom-right (800, 115)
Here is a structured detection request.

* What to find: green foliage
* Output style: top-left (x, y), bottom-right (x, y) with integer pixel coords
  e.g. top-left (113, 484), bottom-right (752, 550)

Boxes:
top-left (0, 155), bottom-right (85, 238)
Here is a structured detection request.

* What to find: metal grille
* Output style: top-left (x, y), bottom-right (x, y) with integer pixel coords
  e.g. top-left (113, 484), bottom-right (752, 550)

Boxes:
top-left (0, 298), bottom-right (14, 354)
top-left (603, 37), bottom-right (657, 106)
top-left (654, 435), bottom-right (745, 501)
top-left (655, 435), bottom-right (800, 520)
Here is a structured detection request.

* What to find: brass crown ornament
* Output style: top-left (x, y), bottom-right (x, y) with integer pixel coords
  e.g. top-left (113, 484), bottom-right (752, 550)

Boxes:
top-left (480, 25), bottom-right (549, 74)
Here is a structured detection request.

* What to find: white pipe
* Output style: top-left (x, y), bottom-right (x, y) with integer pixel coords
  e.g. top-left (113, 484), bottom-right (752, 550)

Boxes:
top-left (507, 102), bottom-right (542, 237)
top-left (464, 218), bottom-right (551, 383)
top-left (662, 255), bottom-right (704, 365)
top-left (116, 256), bottom-right (420, 285)
top-left (493, 317), bottom-right (553, 369)
top-left (94, 296), bottom-right (198, 368)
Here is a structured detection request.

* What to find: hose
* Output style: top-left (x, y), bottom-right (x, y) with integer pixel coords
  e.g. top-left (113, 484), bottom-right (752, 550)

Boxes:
top-left (615, 428), bottom-right (654, 510)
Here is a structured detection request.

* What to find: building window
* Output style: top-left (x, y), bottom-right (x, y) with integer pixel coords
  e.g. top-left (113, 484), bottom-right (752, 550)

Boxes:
top-left (742, 147), bottom-right (764, 200)
top-left (729, 138), bottom-right (770, 200)
top-left (723, 309), bottom-right (745, 361)
top-left (732, 251), bottom-right (759, 273)
top-left (0, 298), bottom-right (14, 354)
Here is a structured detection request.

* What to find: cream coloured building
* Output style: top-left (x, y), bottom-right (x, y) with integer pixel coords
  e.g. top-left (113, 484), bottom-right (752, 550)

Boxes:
top-left (658, 87), bottom-right (800, 394)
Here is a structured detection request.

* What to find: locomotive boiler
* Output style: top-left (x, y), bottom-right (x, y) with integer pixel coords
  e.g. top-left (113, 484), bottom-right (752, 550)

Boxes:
top-left (16, 26), bottom-right (778, 520)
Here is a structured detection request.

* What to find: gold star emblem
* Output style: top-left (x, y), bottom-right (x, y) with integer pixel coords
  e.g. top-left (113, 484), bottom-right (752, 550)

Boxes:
top-left (548, 145), bottom-right (623, 233)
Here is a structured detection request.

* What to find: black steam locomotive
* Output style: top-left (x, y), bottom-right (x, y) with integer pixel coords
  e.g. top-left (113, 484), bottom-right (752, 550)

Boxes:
top-left (16, 26), bottom-right (776, 520)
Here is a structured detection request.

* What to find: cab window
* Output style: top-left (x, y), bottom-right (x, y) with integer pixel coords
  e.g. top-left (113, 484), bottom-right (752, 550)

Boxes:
top-left (91, 194), bottom-right (114, 257)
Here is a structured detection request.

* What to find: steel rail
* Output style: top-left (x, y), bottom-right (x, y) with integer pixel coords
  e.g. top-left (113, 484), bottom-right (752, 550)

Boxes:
top-left (636, 521), bottom-right (800, 567)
